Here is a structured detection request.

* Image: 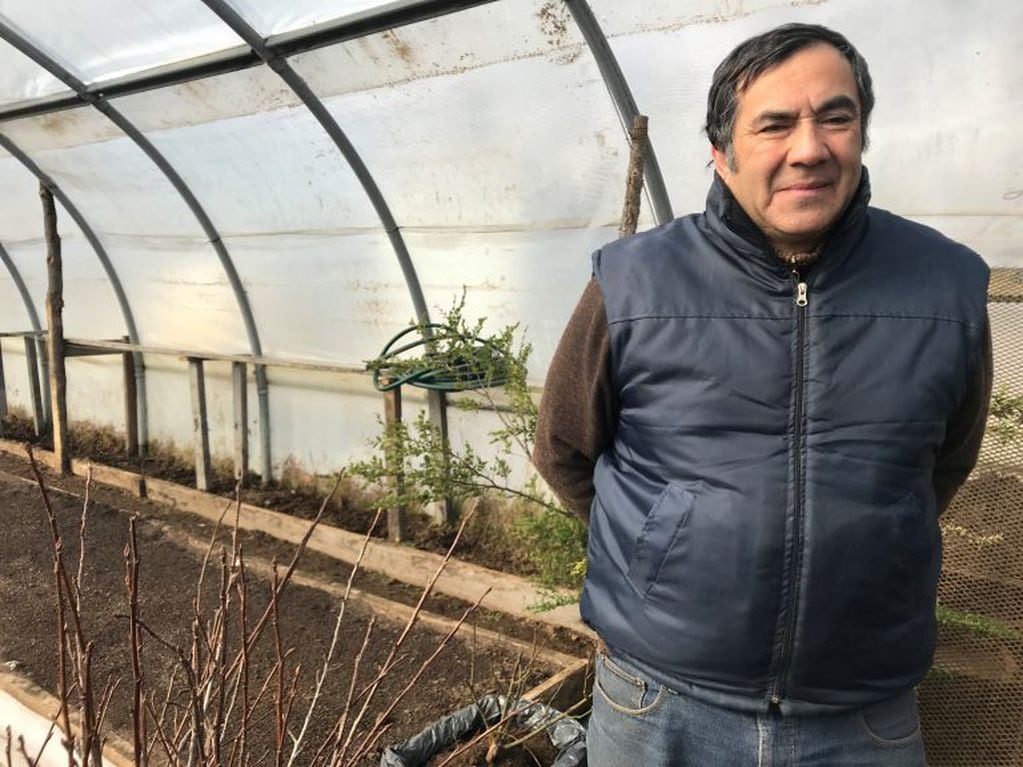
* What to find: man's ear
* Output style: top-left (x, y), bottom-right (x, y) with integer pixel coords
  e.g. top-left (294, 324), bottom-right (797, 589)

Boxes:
top-left (711, 145), bottom-right (730, 178)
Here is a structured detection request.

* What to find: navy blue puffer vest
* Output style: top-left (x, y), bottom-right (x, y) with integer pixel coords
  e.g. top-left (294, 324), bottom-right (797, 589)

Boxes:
top-left (581, 171), bottom-right (989, 713)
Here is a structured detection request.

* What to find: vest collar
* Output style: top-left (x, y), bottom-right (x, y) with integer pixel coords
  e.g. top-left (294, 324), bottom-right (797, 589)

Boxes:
top-left (705, 167), bottom-right (872, 275)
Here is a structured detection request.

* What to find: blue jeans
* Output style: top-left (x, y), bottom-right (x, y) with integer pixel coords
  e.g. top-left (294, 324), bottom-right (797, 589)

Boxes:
top-left (588, 653), bottom-right (927, 766)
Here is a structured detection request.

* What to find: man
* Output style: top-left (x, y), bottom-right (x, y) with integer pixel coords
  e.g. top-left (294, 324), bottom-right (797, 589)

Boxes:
top-left (533, 23), bottom-right (991, 766)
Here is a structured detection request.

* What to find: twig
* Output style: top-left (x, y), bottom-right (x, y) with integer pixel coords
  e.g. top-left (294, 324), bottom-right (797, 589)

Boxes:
top-left (346, 587), bottom-right (493, 766)
top-left (312, 617), bottom-right (376, 767)
top-left (432, 699), bottom-right (536, 767)
top-left (26, 718), bottom-right (58, 767)
top-left (75, 466), bottom-right (92, 610)
top-left (28, 447), bottom-right (77, 767)
top-left (125, 516), bottom-right (146, 767)
top-left (236, 548), bottom-right (250, 767)
top-left (285, 509), bottom-right (382, 767)
top-left (272, 564), bottom-right (287, 767)
top-left (498, 695), bottom-right (589, 752)
top-left (336, 502), bottom-right (478, 759)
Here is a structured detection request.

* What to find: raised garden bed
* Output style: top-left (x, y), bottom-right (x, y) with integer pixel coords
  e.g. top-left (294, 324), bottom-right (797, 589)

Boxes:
top-left (0, 451), bottom-right (590, 766)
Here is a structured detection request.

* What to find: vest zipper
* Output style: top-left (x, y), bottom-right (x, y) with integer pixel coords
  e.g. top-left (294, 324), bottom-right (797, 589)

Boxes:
top-left (770, 272), bottom-right (810, 706)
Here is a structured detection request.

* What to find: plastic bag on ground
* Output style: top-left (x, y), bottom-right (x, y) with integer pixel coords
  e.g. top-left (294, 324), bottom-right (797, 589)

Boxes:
top-left (380, 693), bottom-right (586, 766)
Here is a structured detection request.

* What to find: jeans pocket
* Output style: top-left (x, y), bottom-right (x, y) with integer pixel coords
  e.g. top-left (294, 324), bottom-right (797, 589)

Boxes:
top-left (594, 653), bottom-right (667, 716)
top-left (860, 690), bottom-right (922, 747)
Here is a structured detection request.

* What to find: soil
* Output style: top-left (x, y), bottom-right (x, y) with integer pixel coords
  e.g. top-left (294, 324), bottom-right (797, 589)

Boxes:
top-left (1, 415), bottom-right (549, 583)
top-left (0, 452), bottom-right (585, 766)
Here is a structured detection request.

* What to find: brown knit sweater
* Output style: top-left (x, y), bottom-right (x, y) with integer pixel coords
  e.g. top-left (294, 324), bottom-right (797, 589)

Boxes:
top-left (532, 278), bottom-right (993, 523)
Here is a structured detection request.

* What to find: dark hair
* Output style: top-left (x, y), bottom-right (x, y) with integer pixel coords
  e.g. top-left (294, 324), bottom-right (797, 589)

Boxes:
top-left (705, 23), bottom-right (874, 158)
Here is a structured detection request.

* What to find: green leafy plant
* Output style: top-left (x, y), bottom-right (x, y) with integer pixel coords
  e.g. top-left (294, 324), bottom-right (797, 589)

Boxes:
top-left (988, 386), bottom-right (1023, 445)
top-left (352, 294), bottom-right (586, 595)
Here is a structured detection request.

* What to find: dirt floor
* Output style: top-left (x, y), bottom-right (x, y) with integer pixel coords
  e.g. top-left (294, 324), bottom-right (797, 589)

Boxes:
top-left (0, 452), bottom-right (588, 766)
top-left (0, 415), bottom-right (561, 584)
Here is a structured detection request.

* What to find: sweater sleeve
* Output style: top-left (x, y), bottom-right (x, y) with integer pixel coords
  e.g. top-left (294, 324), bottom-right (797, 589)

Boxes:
top-left (532, 278), bottom-right (617, 523)
top-left (933, 314), bottom-right (993, 513)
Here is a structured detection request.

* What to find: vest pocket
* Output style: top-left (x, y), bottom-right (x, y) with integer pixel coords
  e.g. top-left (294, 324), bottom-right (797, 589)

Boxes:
top-left (626, 483), bottom-right (695, 595)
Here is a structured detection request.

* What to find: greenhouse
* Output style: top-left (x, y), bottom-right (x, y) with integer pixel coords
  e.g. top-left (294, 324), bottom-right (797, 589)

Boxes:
top-left (0, 1), bottom-right (1020, 765)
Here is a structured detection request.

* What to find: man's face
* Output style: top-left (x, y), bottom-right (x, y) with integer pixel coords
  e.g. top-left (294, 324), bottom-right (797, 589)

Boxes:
top-left (712, 43), bottom-right (864, 253)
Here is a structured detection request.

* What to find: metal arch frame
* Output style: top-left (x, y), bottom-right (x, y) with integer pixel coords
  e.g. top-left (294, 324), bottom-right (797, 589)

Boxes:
top-left (564, 0), bottom-right (674, 226)
top-left (199, 0), bottom-right (432, 327)
top-left (0, 0), bottom-right (498, 125)
top-left (0, 19), bottom-right (274, 481)
top-left (0, 131), bottom-right (146, 447)
top-left (0, 238), bottom-right (50, 424)
top-left (199, 0), bottom-right (455, 458)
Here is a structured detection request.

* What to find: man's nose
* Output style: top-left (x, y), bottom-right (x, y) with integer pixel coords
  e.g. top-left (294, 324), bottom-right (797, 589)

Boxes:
top-left (788, 121), bottom-right (829, 166)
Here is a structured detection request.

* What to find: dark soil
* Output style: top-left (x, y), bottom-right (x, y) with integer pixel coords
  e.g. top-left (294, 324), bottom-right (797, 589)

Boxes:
top-left (9, 416), bottom-right (546, 582)
top-left (0, 453), bottom-right (583, 766)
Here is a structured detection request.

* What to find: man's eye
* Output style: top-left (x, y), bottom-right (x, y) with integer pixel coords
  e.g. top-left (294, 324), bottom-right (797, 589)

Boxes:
top-left (760, 123), bottom-right (788, 133)
top-left (822, 115), bottom-right (854, 126)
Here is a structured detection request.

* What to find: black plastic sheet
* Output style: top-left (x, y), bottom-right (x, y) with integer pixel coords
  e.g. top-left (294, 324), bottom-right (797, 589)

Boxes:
top-left (380, 694), bottom-right (586, 766)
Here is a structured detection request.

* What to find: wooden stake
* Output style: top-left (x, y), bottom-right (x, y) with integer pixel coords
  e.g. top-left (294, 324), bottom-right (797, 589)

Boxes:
top-left (619, 114), bottom-right (649, 239)
top-left (41, 183), bottom-right (70, 474)
top-left (233, 361), bottom-right (249, 485)
top-left (122, 337), bottom-right (139, 457)
top-left (23, 336), bottom-right (44, 436)
top-left (381, 379), bottom-right (408, 543)
top-left (0, 341), bottom-right (7, 424)
top-left (425, 389), bottom-right (455, 526)
top-left (188, 357), bottom-right (212, 491)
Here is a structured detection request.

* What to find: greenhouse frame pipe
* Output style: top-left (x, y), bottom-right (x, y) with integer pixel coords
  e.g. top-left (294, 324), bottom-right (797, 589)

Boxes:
top-left (0, 20), bottom-right (273, 481)
top-left (199, 0), bottom-right (432, 326)
top-left (0, 131), bottom-right (146, 449)
top-left (0, 240), bottom-right (50, 424)
top-left (564, 0), bottom-right (674, 225)
top-left (0, 0), bottom-right (499, 125)
top-left (201, 0), bottom-right (453, 465)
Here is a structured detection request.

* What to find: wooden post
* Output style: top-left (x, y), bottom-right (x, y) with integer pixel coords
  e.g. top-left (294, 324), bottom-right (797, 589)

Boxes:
top-left (425, 389), bottom-right (455, 525)
top-left (619, 114), bottom-right (649, 239)
top-left (381, 379), bottom-right (408, 543)
top-left (23, 337), bottom-right (44, 436)
top-left (122, 336), bottom-right (139, 457)
top-left (0, 340), bottom-right (6, 428)
top-left (232, 361), bottom-right (248, 485)
top-left (41, 183), bottom-right (70, 473)
top-left (188, 358), bottom-right (212, 491)
top-left (0, 340), bottom-right (6, 423)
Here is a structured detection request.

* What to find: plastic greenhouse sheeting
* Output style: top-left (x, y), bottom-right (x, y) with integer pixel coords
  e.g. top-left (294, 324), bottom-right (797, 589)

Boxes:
top-left (0, 0), bottom-right (1019, 476)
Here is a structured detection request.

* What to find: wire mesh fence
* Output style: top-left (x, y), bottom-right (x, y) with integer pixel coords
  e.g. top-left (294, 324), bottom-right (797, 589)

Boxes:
top-left (920, 268), bottom-right (1023, 766)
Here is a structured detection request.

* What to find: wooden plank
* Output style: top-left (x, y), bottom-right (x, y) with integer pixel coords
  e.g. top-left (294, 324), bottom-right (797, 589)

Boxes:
top-left (122, 339), bottom-right (138, 457)
top-left (381, 379), bottom-right (408, 543)
top-left (41, 183), bottom-right (69, 475)
top-left (187, 357), bottom-right (212, 492)
top-left (232, 361), bottom-right (248, 485)
top-left (22, 337), bottom-right (43, 437)
top-left (62, 337), bottom-right (366, 375)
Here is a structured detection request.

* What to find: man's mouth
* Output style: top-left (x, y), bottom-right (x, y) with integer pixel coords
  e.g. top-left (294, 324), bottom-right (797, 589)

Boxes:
top-left (780, 181), bottom-right (831, 192)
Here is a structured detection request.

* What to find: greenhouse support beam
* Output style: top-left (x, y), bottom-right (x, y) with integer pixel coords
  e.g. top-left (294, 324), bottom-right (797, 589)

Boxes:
top-left (0, 134), bottom-right (148, 445)
top-left (0, 241), bottom-right (50, 424)
top-left (203, 0), bottom-right (452, 508)
top-left (22, 335), bottom-right (44, 435)
top-left (41, 183), bottom-right (69, 475)
top-left (564, 0), bottom-right (674, 225)
top-left (0, 19), bottom-right (270, 479)
top-left (83, 100), bottom-right (275, 483)
top-left (232, 362), bottom-right (248, 484)
top-left (0, 344), bottom-right (5, 420)
top-left (0, 0), bottom-right (498, 125)
top-left (188, 358), bottom-right (213, 492)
